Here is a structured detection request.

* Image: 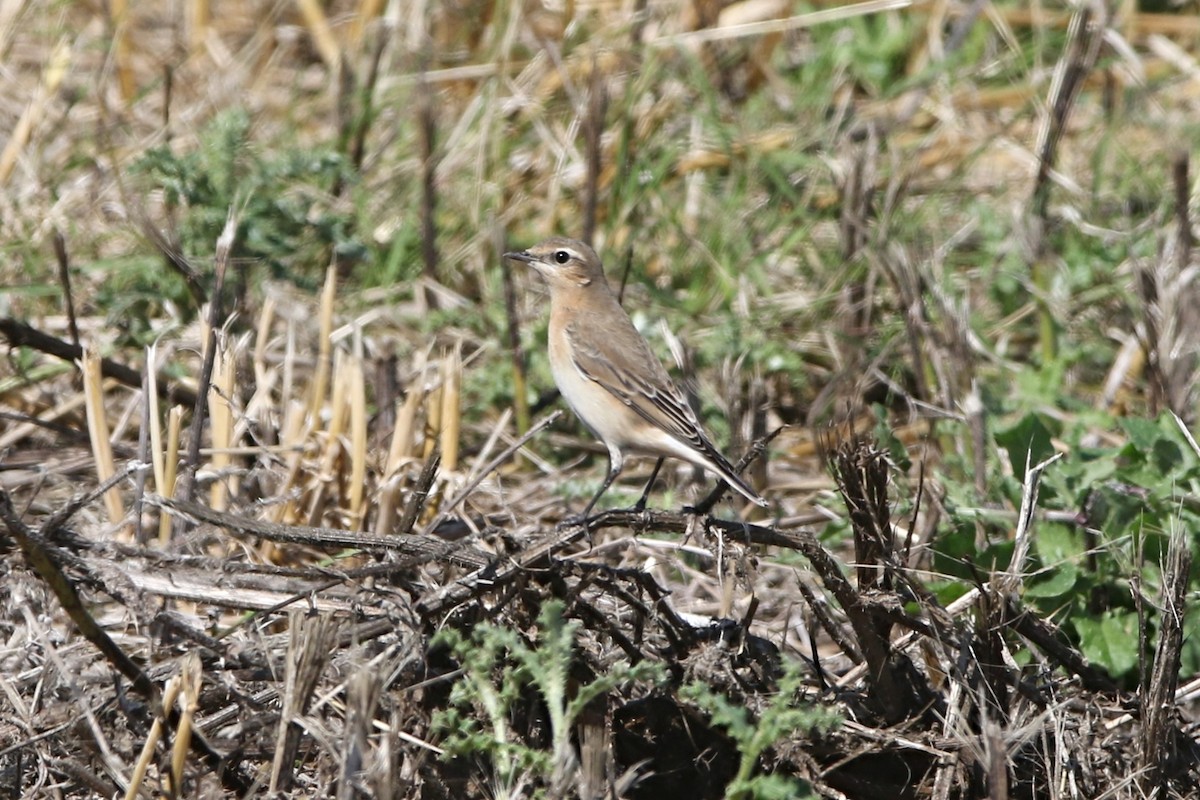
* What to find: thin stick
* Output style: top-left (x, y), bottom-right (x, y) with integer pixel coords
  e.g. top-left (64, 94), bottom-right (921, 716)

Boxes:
top-left (348, 17), bottom-right (387, 173)
top-left (387, 378), bottom-right (425, 475)
top-left (51, 229), bottom-right (79, 350)
top-left (158, 407), bottom-right (182, 545)
top-left (170, 654), bottom-right (202, 794)
top-left (294, 0), bottom-right (341, 69)
top-left (348, 352), bottom-right (368, 531)
top-left (139, 218), bottom-right (208, 311)
top-left (207, 342), bottom-right (234, 510)
top-left (397, 452), bottom-right (441, 536)
top-left (146, 343), bottom-right (165, 541)
top-left (499, 229), bottom-right (531, 434)
top-left (125, 675), bottom-right (179, 800)
top-left (1173, 152), bottom-right (1191, 273)
top-left (421, 410), bottom-right (561, 535)
top-left (1028, 2), bottom-right (1105, 363)
top-left (134, 368), bottom-right (151, 544)
top-left (616, 246), bottom-right (635, 305)
top-left (439, 345), bottom-right (461, 472)
top-left (417, 68), bottom-right (440, 309)
top-left (187, 0), bottom-right (209, 53)
top-left (110, 0), bottom-right (135, 101)
top-left (0, 318), bottom-right (199, 408)
top-left (179, 212), bottom-right (237, 509)
top-left (581, 57), bottom-right (606, 247)
top-left (0, 38), bottom-right (70, 186)
top-left (307, 263), bottom-right (337, 420)
top-left (348, 0), bottom-right (386, 51)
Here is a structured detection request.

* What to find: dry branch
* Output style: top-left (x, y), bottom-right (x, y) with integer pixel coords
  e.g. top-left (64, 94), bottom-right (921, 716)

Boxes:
top-left (0, 317), bottom-right (198, 408)
top-left (825, 436), bottom-right (934, 724)
top-left (178, 211), bottom-right (237, 514)
top-left (1138, 529), bottom-right (1192, 797)
top-left (271, 612), bottom-right (341, 792)
top-left (155, 497), bottom-right (493, 570)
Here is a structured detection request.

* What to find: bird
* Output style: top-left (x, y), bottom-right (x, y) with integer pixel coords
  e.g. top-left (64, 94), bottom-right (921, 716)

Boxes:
top-left (505, 237), bottom-right (768, 518)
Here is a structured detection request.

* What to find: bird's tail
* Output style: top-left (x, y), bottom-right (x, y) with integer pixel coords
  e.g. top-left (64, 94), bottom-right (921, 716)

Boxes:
top-left (704, 445), bottom-right (768, 508)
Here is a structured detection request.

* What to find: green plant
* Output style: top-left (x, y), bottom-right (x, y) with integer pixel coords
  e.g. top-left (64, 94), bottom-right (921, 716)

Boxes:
top-left (130, 108), bottom-right (365, 314)
top-left (681, 660), bottom-right (839, 800)
top-left (431, 601), bottom-right (664, 798)
top-left (936, 409), bottom-right (1200, 682)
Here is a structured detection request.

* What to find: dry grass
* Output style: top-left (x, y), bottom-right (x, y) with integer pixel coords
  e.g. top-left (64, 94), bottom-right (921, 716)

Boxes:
top-left (3, 0), bottom-right (1200, 797)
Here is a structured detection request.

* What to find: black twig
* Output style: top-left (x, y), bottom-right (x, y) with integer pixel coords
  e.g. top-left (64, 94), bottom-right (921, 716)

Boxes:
top-left (397, 451), bottom-right (441, 536)
top-left (581, 58), bottom-right (607, 247)
top-left (1173, 152), bottom-right (1191, 273)
top-left (0, 318), bottom-right (198, 408)
top-left (417, 67), bottom-right (440, 309)
top-left (690, 425), bottom-right (782, 516)
top-left (51, 229), bottom-right (79, 350)
top-left (177, 212), bottom-right (237, 523)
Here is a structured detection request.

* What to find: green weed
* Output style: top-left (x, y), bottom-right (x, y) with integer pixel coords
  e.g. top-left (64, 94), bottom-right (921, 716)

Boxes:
top-left (431, 601), bottom-right (664, 797)
top-left (681, 659), bottom-right (839, 800)
top-left (131, 108), bottom-right (365, 313)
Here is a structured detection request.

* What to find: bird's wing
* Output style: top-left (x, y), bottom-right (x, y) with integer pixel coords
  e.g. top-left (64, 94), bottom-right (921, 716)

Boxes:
top-left (564, 310), bottom-right (768, 507)
top-left (564, 313), bottom-right (717, 457)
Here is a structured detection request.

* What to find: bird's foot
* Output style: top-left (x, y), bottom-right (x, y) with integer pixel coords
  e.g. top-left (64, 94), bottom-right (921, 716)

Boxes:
top-left (559, 512), bottom-right (589, 529)
top-left (557, 512), bottom-right (597, 550)
top-left (627, 500), bottom-right (656, 534)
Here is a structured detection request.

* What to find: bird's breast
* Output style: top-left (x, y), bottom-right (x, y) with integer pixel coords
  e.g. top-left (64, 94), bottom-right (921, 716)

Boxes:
top-left (548, 321), bottom-right (633, 447)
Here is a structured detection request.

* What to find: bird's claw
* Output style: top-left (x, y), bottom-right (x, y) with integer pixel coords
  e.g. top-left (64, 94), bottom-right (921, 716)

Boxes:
top-left (559, 512), bottom-right (590, 529)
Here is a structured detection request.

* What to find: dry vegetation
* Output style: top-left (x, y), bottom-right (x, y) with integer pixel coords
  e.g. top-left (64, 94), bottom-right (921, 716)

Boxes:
top-left (3, 0), bottom-right (1200, 798)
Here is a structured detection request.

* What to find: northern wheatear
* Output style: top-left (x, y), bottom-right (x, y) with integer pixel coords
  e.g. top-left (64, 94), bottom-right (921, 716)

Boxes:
top-left (505, 237), bottom-right (768, 517)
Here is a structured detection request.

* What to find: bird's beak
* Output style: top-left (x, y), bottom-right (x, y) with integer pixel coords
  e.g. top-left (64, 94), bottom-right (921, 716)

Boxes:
top-left (504, 250), bottom-right (534, 264)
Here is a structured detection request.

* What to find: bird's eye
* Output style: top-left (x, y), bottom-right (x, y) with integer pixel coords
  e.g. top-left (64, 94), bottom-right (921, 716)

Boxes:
top-left (554, 250), bottom-right (571, 264)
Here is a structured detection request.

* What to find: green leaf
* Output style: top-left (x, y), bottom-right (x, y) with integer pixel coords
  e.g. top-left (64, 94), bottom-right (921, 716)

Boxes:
top-left (726, 774), bottom-right (815, 800)
top-left (1013, 360), bottom-right (1065, 408)
top-left (1150, 436), bottom-right (1185, 480)
top-left (926, 579), bottom-right (973, 607)
top-left (1115, 414), bottom-right (1199, 483)
top-left (1119, 416), bottom-right (1162, 452)
top-left (1035, 523), bottom-right (1085, 564)
top-left (1075, 610), bottom-right (1139, 678)
top-left (995, 413), bottom-right (1058, 477)
top-left (1085, 483), bottom-right (1151, 539)
top-left (1024, 562), bottom-right (1079, 599)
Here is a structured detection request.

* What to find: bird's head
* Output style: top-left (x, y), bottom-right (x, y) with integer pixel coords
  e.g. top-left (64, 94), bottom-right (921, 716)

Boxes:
top-left (504, 237), bottom-right (605, 291)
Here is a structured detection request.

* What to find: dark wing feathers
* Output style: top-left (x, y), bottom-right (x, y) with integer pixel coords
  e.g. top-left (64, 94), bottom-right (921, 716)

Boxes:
top-left (564, 310), bottom-right (766, 506)
top-left (565, 314), bottom-right (728, 463)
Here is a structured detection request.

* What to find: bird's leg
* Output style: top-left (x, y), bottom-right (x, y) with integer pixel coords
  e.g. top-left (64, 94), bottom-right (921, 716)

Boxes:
top-left (632, 457), bottom-right (664, 512)
top-left (578, 458), bottom-right (621, 520)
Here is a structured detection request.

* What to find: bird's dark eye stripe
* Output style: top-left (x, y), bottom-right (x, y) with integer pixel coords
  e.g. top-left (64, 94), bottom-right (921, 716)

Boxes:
top-left (554, 250), bottom-right (571, 264)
